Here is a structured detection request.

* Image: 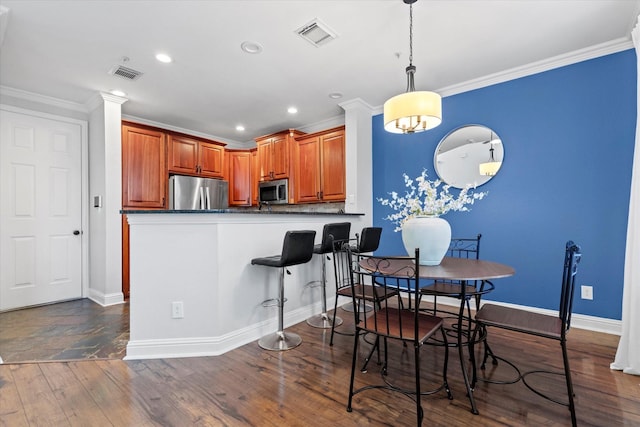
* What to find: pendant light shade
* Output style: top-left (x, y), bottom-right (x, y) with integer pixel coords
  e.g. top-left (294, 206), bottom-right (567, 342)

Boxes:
top-left (479, 145), bottom-right (502, 176)
top-left (383, 0), bottom-right (442, 134)
top-left (383, 89), bottom-right (442, 133)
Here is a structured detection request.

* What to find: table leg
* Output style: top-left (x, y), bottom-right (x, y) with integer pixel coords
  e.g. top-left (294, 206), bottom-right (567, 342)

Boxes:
top-left (458, 282), bottom-right (479, 415)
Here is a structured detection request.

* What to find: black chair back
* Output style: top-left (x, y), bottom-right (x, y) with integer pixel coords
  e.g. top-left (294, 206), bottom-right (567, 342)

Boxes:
top-left (281, 230), bottom-right (316, 267)
top-left (448, 234), bottom-right (481, 259)
top-left (352, 250), bottom-right (423, 340)
top-left (317, 222), bottom-right (351, 254)
top-left (356, 227), bottom-right (382, 254)
top-left (560, 241), bottom-right (582, 332)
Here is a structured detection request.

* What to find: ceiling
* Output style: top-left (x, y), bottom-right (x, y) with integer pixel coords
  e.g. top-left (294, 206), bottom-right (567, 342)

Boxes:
top-left (0, 1), bottom-right (638, 147)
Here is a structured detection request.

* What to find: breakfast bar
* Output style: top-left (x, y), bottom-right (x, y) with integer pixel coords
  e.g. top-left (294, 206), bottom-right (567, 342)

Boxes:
top-left (123, 210), bottom-right (364, 360)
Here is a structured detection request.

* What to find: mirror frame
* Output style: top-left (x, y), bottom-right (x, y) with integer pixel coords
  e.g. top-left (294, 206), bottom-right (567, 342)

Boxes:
top-left (433, 124), bottom-right (504, 189)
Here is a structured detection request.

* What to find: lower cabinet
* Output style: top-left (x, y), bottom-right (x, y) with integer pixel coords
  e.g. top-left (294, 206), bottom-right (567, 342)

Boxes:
top-left (294, 126), bottom-right (346, 203)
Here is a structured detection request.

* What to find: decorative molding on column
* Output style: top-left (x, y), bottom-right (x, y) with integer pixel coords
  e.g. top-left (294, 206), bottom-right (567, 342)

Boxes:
top-left (85, 91), bottom-right (128, 111)
top-left (339, 97), bottom-right (374, 113)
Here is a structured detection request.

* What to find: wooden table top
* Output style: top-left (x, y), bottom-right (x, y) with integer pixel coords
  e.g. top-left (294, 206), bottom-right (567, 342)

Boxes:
top-left (359, 256), bottom-right (515, 281)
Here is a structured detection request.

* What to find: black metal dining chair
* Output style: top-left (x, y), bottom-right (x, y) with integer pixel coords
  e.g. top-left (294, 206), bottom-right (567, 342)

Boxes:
top-left (346, 247), bottom-right (452, 426)
top-left (420, 234), bottom-right (492, 318)
top-left (329, 233), bottom-right (397, 347)
top-left (471, 240), bottom-right (582, 427)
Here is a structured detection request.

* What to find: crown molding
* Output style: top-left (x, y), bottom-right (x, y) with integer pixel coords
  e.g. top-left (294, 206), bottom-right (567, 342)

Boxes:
top-left (0, 85), bottom-right (89, 113)
top-left (438, 37), bottom-right (634, 97)
top-left (121, 113), bottom-right (245, 147)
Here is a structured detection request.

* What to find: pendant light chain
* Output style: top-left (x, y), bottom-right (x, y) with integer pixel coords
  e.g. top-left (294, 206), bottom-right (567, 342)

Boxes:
top-left (409, 3), bottom-right (413, 66)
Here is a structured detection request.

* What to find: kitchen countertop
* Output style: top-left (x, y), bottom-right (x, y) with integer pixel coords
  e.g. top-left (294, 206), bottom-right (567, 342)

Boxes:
top-left (121, 209), bottom-right (364, 215)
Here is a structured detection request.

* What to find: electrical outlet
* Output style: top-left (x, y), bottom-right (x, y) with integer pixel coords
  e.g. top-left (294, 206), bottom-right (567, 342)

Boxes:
top-left (581, 285), bottom-right (593, 300)
top-left (172, 301), bottom-right (184, 318)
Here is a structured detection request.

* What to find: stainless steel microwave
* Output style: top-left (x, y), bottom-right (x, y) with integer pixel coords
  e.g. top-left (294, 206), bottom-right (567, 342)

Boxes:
top-left (258, 179), bottom-right (288, 204)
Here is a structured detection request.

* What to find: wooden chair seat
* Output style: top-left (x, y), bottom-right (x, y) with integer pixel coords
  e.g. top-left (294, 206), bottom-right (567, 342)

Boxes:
top-left (336, 282), bottom-right (399, 303)
top-left (475, 304), bottom-right (563, 340)
top-left (421, 281), bottom-right (478, 298)
top-left (358, 307), bottom-right (443, 342)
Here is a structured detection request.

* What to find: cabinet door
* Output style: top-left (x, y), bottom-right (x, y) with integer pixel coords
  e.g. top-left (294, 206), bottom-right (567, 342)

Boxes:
top-left (199, 142), bottom-right (224, 178)
top-left (168, 135), bottom-right (198, 175)
top-left (295, 136), bottom-right (321, 203)
top-left (320, 131), bottom-right (346, 201)
top-left (122, 125), bottom-right (166, 208)
top-left (251, 149), bottom-right (259, 205)
top-left (256, 139), bottom-right (272, 181)
top-left (228, 151), bottom-right (251, 206)
top-left (271, 134), bottom-right (290, 179)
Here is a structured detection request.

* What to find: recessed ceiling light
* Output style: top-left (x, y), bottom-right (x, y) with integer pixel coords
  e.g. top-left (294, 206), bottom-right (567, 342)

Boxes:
top-left (328, 92), bottom-right (343, 99)
top-left (240, 41), bottom-right (263, 54)
top-left (110, 89), bottom-right (127, 97)
top-left (287, 107), bottom-right (298, 114)
top-left (236, 125), bottom-right (245, 132)
top-left (155, 53), bottom-right (172, 63)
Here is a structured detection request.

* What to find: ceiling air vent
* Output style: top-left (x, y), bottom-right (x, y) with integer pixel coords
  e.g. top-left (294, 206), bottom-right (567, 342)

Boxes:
top-left (108, 64), bottom-right (143, 81)
top-left (295, 19), bottom-right (337, 47)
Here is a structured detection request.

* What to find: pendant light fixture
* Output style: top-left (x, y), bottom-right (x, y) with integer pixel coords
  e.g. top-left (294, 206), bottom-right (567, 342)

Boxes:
top-left (479, 132), bottom-right (502, 176)
top-left (383, 0), bottom-right (442, 134)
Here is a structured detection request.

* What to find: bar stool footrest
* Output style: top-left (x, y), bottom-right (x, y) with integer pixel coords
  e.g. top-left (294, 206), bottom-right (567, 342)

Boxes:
top-left (261, 298), bottom-right (285, 308)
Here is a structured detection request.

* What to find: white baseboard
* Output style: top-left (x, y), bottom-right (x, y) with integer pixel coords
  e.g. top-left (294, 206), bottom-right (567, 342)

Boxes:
top-left (124, 295), bottom-right (621, 360)
top-left (87, 289), bottom-right (124, 307)
top-left (124, 299), bottom-right (326, 360)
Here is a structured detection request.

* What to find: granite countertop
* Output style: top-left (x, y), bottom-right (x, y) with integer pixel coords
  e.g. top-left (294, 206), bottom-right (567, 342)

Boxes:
top-left (121, 208), bottom-right (364, 216)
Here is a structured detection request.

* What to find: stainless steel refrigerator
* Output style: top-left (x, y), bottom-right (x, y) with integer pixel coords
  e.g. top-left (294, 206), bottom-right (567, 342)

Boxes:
top-left (169, 175), bottom-right (229, 210)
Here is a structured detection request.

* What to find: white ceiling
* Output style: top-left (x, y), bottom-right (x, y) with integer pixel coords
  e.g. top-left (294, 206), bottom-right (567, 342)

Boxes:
top-left (0, 0), bottom-right (638, 146)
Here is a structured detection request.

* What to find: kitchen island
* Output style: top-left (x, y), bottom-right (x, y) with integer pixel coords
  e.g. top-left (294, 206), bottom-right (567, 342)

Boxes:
top-left (123, 210), bottom-right (365, 360)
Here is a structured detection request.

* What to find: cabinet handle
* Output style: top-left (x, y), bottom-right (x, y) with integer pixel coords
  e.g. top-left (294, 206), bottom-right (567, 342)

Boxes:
top-left (317, 192), bottom-right (320, 199)
top-left (320, 191), bottom-right (324, 200)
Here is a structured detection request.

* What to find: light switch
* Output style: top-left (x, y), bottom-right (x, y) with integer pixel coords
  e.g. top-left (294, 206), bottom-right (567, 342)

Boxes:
top-left (93, 196), bottom-right (102, 208)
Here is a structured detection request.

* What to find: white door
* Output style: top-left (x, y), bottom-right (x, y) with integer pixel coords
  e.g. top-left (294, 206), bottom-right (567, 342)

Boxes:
top-left (0, 108), bottom-right (83, 311)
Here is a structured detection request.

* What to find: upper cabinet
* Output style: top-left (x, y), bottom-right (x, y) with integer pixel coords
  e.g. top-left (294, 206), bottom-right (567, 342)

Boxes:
top-left (122, 122), bottom-right (167, 209)
top-left (251, 148), bottom-right (259, 206)
top-left (255, 129), bottom-right (305, 181)
top-left (227, 150), bottom-right (252, 207)
top-left (168, 134), bottom-right (225, 178)
top-left (294, 126), bottom-right (346, 203)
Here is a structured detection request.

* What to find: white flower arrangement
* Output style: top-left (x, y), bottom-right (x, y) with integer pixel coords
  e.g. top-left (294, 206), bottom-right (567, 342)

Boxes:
top-left (378, 170), bottom-right (488, 231)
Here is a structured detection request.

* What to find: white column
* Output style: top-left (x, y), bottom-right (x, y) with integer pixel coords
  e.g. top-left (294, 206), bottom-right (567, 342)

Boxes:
top-left (339, 98), bottom-right (374, 219)
top-left (86, 92), bottom-right (127, 305)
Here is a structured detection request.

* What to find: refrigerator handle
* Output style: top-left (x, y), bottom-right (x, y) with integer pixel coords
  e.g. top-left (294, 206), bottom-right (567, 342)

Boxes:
top-left (205, 187), bottom-right (211, 210)
top-left (199, 186), bottom-right (205, 210)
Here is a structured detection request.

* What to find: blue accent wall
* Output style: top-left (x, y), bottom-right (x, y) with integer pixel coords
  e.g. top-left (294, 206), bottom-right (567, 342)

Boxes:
top-left (372, 49), bottom-right (637, 320)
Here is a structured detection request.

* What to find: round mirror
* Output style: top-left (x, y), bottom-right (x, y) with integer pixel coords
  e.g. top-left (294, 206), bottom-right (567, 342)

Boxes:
top-left (433, 124), bottom-right (504, 188)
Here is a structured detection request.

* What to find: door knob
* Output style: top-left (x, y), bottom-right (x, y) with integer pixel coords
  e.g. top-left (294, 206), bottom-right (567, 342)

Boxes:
top-left (73, 230), bottom-right (81, 235)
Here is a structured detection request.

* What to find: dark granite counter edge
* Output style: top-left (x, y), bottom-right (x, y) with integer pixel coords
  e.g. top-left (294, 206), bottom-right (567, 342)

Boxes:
top-left (121, 209), bottom-right (364, 216)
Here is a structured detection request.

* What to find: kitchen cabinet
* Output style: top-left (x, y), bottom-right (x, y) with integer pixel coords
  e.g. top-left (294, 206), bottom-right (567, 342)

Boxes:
top-left (251, 148), bottom-right (259, 206)
top-left (168, 134), bottom-right (225, 178)
top-left (227, 150), bottom-right (252, 206)
top-left (255, 129), bottom-right (305, 181)
top-left (121, 121), bottom-right (168, 298)
top-left (122, 122), bottom-right (167, 209)
top-left (294, 126), bottom-right (346, 203)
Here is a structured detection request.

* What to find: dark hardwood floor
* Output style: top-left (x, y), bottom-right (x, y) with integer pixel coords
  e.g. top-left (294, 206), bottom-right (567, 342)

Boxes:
top-left (0, 299), bottom-right (128, 363)
top-left (1, 300), bottom-right (639, 426)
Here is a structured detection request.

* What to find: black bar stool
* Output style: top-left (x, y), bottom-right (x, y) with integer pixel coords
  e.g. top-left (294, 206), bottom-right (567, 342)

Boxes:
top-left (251, 230), bottom-right (316, 351)
top-left (306, 222), bottom-right (351, 329)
